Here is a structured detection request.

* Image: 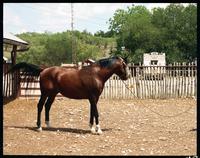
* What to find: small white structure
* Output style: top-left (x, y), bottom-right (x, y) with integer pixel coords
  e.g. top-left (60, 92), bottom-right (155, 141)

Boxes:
top-left (3, 56), bottom-right (8, 61)
top-left (61, 59), bottom-right (95, 70)
top-left (83, 59), bottom-right (95, 66)
top-left (143, 52), bottom-right (166, 79)
top-left (143, 52), bottom-right (166, 66)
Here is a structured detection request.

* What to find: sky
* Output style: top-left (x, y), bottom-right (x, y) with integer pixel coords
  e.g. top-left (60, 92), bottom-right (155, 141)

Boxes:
top-left (3, 3), bottom-right (192, 35)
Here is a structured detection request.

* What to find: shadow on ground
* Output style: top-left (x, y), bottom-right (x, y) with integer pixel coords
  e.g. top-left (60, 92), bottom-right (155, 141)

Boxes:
top-left (188, 128), bottom-right (196, 132)
top-left (4, 125), bottom-right (112, 134)
top-left (3, 97), bottom-right (16, 105)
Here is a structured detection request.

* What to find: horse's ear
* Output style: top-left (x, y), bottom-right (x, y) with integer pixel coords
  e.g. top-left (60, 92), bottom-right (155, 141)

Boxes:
top-left (123, 56), bottom-right (129, 64)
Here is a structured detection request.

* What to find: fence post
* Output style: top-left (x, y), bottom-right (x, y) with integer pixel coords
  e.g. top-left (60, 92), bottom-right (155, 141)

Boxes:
top-left (191, 62), bottom-right (194, 97)
top-left (188, 62), bottom-right (191, 97)
top-left (177, 62), bottom-right (179, 97)
top-left (136, 66), bottom-right (140, 98)
top-left (183, 62), bottom-right (185, 97)
top-left (16, 70), bottom-right (21, 97)
top-left (194, 60), bottom-right (197, 98)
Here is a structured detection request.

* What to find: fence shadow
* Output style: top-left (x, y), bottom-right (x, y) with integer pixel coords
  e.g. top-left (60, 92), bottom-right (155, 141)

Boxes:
top-left (3, 97), bottom-right (17, 105)
top-left (4, 125), bottom-right (112, 134)
top-left (188, 128), bottom-right (196, 132)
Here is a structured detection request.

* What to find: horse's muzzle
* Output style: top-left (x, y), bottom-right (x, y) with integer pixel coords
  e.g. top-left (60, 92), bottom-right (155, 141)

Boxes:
top-left (121, 67), bottom-right (130, 80)
top-left (120, 73), bottom-right (129, 80)
top-left (118, 66), bottom-right (130, 80)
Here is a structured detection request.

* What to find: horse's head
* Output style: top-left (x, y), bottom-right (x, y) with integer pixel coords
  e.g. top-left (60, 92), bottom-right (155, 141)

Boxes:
top-left (113, 56), bottom-right (129, 80)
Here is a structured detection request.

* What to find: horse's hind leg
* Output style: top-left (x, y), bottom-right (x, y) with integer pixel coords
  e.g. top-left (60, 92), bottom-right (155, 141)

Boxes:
top-left (93, 103), bottom-right (102, 135)
top-left (45, 94), bottom-right (56, 128)
top-left (89, 103), bottom-right (95, 133)
top-left (36, 94), bottom-right (47, 131)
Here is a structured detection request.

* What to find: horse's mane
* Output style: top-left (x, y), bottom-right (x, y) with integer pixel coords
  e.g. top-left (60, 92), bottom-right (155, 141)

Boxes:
top-left (96, 56), bottom-right (119, 68)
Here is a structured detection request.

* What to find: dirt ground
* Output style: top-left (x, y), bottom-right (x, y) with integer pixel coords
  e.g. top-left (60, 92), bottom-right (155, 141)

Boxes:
top-left (3, 97), bottom-right (196, 156)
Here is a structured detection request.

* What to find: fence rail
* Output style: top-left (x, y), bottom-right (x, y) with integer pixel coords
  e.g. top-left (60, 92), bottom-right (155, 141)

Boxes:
top-left (16, 62), bottom-right (197, 99)
top-left (3, 63), bottom-right (20, 98)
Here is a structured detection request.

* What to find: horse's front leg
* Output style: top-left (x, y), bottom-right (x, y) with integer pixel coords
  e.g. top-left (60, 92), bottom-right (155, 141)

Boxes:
top-left (89, 96), bottom-right (102, 134)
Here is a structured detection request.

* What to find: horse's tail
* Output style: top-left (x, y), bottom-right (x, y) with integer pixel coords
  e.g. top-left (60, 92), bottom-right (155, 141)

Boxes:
top-left (6, 62), bottom-right (44, 76)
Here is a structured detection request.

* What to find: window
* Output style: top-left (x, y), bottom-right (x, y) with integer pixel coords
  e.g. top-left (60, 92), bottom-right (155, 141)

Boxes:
top-left (150, 60), bottom-right (158, 65)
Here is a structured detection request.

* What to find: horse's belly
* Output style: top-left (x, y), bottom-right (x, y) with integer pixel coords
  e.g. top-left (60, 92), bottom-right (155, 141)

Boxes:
top-left (60, 88), bottom-right (88, 99)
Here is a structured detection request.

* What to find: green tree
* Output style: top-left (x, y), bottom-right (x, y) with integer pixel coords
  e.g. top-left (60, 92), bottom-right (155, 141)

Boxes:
top-left (17, 31), bottom-right (116, 65)
top-left (108, 4), bottom-right (197, 64)
top-left (152, 4), bottom-right (197, 62)
top-left (109, 5), bottom-right (157, 63)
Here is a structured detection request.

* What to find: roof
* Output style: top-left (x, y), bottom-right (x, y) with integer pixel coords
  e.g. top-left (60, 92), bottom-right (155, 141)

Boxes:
top-left (3, 56), bottom-right (8, 61)
top-left (84, 59), bottom-right (95, 63)
top-left (3, 32), bottom-right (29, 46)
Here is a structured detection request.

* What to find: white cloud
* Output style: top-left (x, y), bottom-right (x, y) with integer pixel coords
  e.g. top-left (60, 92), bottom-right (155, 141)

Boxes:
top-left (140, 3), bottom-right (194, 11)
top-left (20, 3), bottom-right (71, 33)
top-left (4, 7), bottom-right (23, 27)
top-left (57, 3), bottom-right (71, 16)
top-left (3, 5), bottom-right (28, 34)
top-left (21, 28), bottom-right (28, 33)
top-left (138, 3), bottom-right (170, 10)
top-left (4, 3), bottom-right (194, 34)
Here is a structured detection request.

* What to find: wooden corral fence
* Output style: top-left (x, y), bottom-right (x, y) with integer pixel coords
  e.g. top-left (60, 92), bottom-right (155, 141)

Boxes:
top-left (3, 63), bottom-right (20, 99)
top-left (102, 62), bottom-right (197, 99)
top-left (16, 62), bottom-right (197, 99)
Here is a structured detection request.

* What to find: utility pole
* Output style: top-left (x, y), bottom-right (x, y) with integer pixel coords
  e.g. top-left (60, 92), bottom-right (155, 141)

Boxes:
top-left (71, 3), bottom-right (76, 64)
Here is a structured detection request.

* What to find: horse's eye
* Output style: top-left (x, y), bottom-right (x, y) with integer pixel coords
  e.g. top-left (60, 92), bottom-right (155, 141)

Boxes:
top-left (122, 62), bottom-right (126, 68)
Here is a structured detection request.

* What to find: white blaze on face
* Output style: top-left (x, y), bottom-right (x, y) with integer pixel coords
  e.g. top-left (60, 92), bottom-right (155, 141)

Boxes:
top-left (119, 57), bottom-right (129, 78)
top-left (125, 66), bottom-right (130, 78)
top-left (118, 57), bottom-right (124, 63)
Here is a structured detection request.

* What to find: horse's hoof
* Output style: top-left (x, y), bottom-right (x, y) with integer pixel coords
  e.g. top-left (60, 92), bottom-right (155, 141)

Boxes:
top-left (97, 129), bottom-right (103, 135)
top-left (90, 127), bottom-right (96, 134)
top-left (36, 127), bottom-right (42, 132)
top-left (96, 125), bottom-right (103, 135)
top-left (45, 121), bottom-right (51, 128)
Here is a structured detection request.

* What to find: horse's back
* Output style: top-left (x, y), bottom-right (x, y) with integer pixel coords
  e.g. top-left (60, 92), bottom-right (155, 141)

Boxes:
top-left (39, 65), bottom-right (104, 99)
top-left (39, 66), bottom-right (88, 98)
top-left (39, 66), bottom-right (76, 93)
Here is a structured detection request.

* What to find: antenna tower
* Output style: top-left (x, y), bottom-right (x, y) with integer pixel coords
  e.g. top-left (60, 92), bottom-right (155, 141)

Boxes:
top-left (71, 3), bottom-right (76, 64)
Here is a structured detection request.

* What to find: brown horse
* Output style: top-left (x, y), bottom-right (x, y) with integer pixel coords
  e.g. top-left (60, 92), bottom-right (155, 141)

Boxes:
top-left (9, 56), bottom-right (129, 134)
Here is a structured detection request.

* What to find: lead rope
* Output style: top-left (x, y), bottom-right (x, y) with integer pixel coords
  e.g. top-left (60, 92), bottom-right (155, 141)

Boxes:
top-left (121, 80), bottom-right (195, 118)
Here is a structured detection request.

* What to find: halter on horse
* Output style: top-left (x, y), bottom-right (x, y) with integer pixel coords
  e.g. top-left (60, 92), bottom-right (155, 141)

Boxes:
top-left (8, 56), bottom-right (129, 134)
